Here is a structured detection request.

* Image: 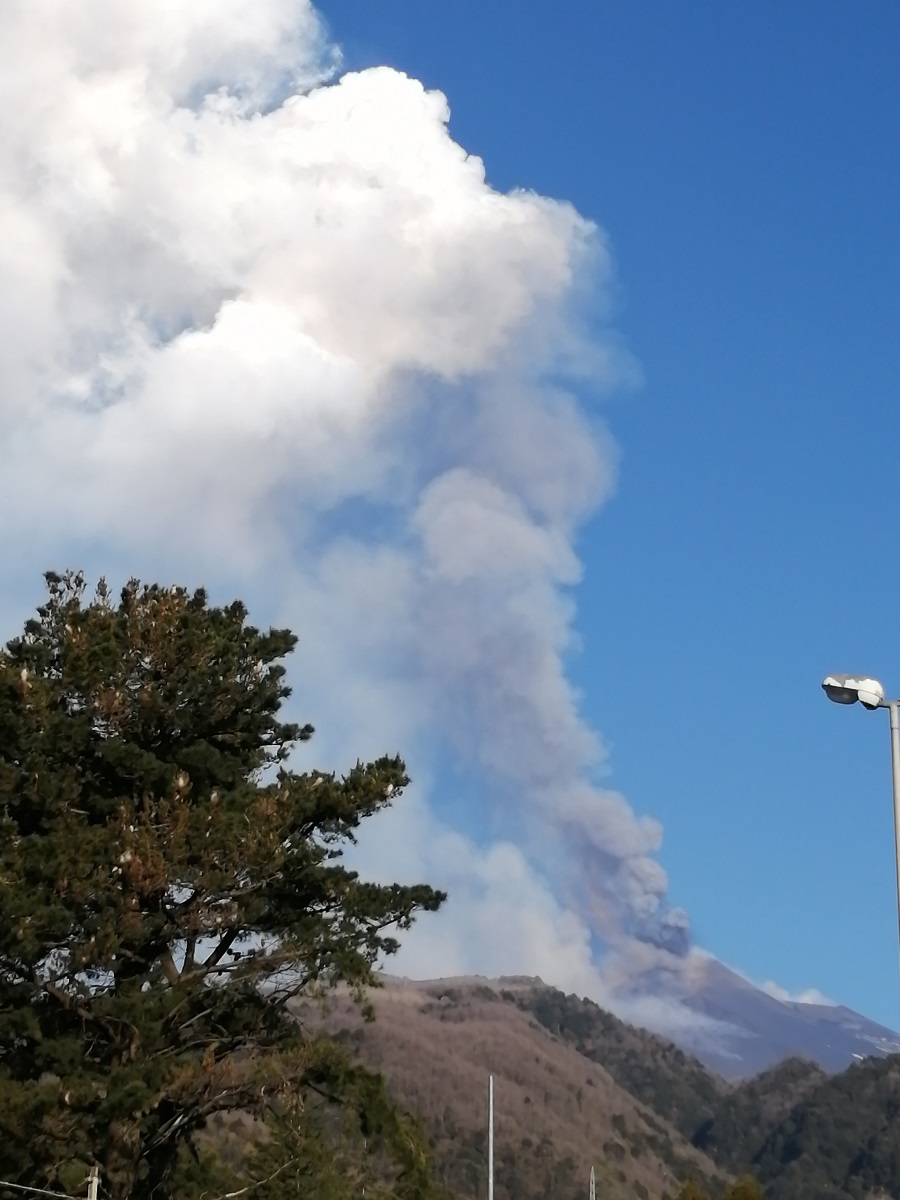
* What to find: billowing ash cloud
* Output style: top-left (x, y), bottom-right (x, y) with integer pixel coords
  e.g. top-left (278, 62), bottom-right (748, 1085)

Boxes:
top-left (638, 906), bottom-right (692, 958)
top-left (0, 0), bottom-right (693, 1006)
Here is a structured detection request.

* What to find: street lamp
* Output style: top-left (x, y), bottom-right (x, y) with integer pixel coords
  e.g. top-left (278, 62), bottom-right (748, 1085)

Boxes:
top-left (822, 674), bottom-right (900, 961)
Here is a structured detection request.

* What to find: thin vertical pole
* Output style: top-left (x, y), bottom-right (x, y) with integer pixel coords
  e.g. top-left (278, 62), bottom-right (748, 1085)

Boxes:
top-left (889, 702), bottom-right (900, 984)
top-left (86, 1167), bottom-right (99, 1200)
top-left (488, 1074), bottom-right (494, 1200)
top-left (590, 1165), bottom-right (596, 1200)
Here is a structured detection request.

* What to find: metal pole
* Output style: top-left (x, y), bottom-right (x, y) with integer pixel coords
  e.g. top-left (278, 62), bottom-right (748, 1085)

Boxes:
top-left (889, 701), bottom-right (900, 970)
top-left (488, 1075), bottom-right (494, 1200)
top-left (590, 1164), bottom-right (596, 1200)
top-left (86, 1167), bottom-right (99, 1200)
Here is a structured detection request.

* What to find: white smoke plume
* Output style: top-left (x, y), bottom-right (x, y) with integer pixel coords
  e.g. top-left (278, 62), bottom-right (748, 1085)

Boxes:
top-left (0, 0), bottom-right (694, 1017)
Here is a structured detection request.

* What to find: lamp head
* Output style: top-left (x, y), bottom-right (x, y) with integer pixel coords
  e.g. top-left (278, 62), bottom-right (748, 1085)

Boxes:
top-left (822, 674), bottom-right (886, 710)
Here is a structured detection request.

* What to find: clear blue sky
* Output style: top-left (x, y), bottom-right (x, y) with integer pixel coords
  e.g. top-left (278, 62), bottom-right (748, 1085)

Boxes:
top-left (316, 0), bottom-right (900, 1028)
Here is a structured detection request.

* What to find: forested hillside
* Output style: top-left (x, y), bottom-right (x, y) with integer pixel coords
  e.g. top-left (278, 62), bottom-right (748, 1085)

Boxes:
top-left (308, 976), bottom-right (900, 1200)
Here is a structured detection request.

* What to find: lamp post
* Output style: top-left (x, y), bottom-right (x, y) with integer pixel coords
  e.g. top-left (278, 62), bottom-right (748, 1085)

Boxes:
top-left (822, 674), bottom-right (900, 964)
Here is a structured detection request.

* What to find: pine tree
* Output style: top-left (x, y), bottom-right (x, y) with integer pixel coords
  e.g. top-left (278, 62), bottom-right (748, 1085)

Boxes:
top-left (0, 571), bottom-right (445, 1200)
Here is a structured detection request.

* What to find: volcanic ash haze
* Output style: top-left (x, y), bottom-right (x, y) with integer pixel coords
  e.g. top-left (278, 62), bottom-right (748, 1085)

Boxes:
top-left (0, 0), bottom-right (699, 1023)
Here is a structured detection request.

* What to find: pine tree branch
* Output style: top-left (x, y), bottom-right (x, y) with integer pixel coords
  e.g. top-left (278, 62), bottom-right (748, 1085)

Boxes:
top-left (158, 949), bottom-right (179, 986)
top-left (201, 930), bottom-right (238, 973)
top-left (199, 1156), bottom-right (301, 1200)
top-left (182, 934), bottom-right (198, 975)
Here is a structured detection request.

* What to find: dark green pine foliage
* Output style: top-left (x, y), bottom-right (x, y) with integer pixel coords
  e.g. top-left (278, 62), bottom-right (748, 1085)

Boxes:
top-left (691, 1057), bottom-right (825, 1173)
top-left (749, 1055), bottom-right (900, 1200)
top-left (237, 1057), bottom-right (453, 1200)
top-left (0, 571), bottom-right (445, 1200)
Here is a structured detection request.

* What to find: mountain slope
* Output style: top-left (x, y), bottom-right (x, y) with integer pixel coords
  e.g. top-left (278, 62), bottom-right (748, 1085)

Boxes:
top-left (514, 972), bottom-right (900, 1198)
top-left (516, 984), bottom-right (724, 1144)
top-left (296, 977), bottom-right (726, 1200)
top-left (675, 959), bottom-right (900, 1078)
top-left (749, 1055), bottom-right (900, 1200)
top-left (614, 956), bottom-right (900, 1079)
top-left (292, 973), bottom-right (900, 1200)
top-left (691, 1056), bottom-right (826, 1170)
